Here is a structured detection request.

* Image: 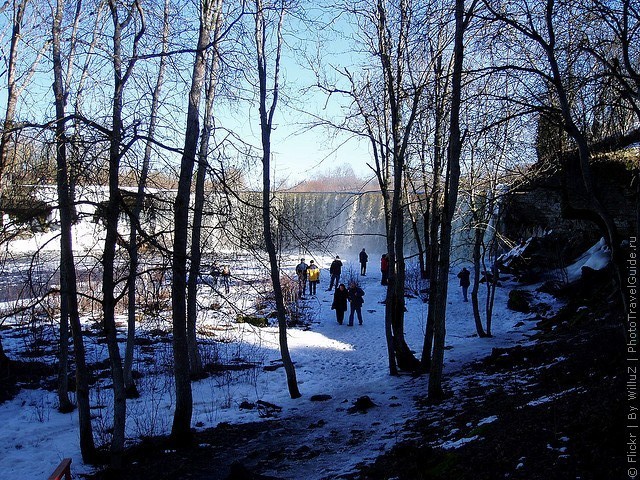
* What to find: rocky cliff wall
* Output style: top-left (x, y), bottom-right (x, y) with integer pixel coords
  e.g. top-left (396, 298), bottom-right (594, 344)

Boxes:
top-left (501, 156), bottom-right (638, 264)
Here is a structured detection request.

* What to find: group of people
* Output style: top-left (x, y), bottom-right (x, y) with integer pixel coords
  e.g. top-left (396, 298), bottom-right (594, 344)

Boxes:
top-left (361, 251), bottom-right (471, 301)
top-left (208, 252), bottom-right (476, 339)
top-left (295, 258), bottom-right (321, 296)
top-left (331, 282), bottom-right (365, 326)
top-left (359, 248), bottom-right (390, 286)
top-left (295, 254), bottom-right (366, 327)
top-left (213, 251), bottom-right (478, 313)
top-left (213, 251), bottom-right (474, 332)
top-left (209, 263), bottom-right (231, 294)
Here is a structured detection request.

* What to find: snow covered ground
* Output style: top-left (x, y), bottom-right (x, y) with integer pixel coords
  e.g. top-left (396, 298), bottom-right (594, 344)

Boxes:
top-left (0, 243), bottom-right (557, 479)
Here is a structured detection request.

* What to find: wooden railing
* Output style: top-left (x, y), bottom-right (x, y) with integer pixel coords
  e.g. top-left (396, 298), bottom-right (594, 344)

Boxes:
top-left (47, 458), bottom-right (72, 480)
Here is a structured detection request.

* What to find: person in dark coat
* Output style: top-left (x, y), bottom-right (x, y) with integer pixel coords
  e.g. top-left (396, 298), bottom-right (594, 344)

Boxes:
top-left (295, 258), bottom-right (308, 297)
top-left (457, 267), bottom-right (471, 302)
top-left (347, 282), bottom-right (365, 326)
top-left (327, 255), bottom-right (343, 290)
top-left (210, 263), bottom-right (221, 287)
top-left (331, 283), bottom-right (349, 325)
top-left (380, 254), bottom-right (389, 285)
top-left (359, 248), bottom-right (368, 275)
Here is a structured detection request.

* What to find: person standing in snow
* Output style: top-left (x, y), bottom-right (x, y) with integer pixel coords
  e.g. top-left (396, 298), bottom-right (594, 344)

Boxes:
top-left (221, 265), bottom-right (231, 294)
top-left (327, 255), bottom-right (343, 290)
top-left (210, 263), bottom-right (221, 288)
top-left (457, 267), bottom-right (471, 302)
top-left (347, 282), bottom-right (365, 326)
top-left (295, 258), bottom-right (308, 297)
top-left (380, 253), bottom-right (389, 285)
top-left (307, 260), bottom-right (320, 296)
top-left (359, 248), bottom-right (369, 276)
top-left (331, 283), bottom-right (348, 325)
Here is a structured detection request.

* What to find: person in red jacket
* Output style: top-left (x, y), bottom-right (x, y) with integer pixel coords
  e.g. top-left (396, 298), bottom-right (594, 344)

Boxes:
top-left (380, 253), bottom-right (389, 285)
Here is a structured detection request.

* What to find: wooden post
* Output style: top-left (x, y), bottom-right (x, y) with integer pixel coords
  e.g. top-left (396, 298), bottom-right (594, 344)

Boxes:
top-left (48, 458), bottom-right (72, 480)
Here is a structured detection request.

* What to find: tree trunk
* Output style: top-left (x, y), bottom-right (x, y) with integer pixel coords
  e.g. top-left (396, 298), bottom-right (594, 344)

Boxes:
top-left (124, 219), bottom-right (141, 399)
top-left (255, 0), bottom-right (301, 399)
top-left (377, 0), bottom-right (422, 374)
top-left (103, 8), bottom-right (127, 469)
top-left (0, 0), bottom-right (27, 197)
top-left (423, 207), bottom-right (430, 279)
top-left (420, 55), bottom-right (444, 372)
top-left (262, 188), bottom-right (302, 398)
top-left (381, 192), bottom-right (398, 376)
top-left (171, 1), bottom-right (215, 444)
top-left (405, 182), bottom-right (426, 278)
top-left (103, 0), bottom-right (144, 467)
top-left (471, 214), bottom-right (487, 337)
top-left (485, 264), bottom-right (497, 337)
top-left (0, 340), bottom-right (9, 375)
top-left (52, 0), bottom-right (97, 460)
top-left (388, 189), bottom-right (419, 371)
top-left (186, 138), bottom-right (207, 380)
top-left (421, 200), bottom-right (439, 372)
top-left (52, 0), bottom-right (74, 415)
top-left (124, 0), bottom-right (169, 398)
top-left (429, 0), bottom-right (465, 401)
top-left (187, 3), bottom-right (222, 378)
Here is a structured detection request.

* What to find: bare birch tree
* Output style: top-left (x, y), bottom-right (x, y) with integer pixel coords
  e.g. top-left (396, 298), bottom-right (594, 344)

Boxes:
top-left (102, 0), bottom-right (144, 468)
top-left (51, 0), bottom-right (74, 416)
top-left (428, 0), bottom-right (478, 400)
top-left (253, 0), bottom-right (301, 398)
top-left (411, 46), bottom-right (452, 373)
top-left (0, 0), bottom-right (50, 364)
top-left (0, 0), bottom-right (49, 195)
top-left (187, 0), bottom-right (224, 379)
top-left (51, 1), bottom-right (98, 464)
top-left (123, 0), bottom-right (171, 399)
top-left (171, 0), bottom-right (221, 443)
top-left (373, 0), bottom-right (426, 374)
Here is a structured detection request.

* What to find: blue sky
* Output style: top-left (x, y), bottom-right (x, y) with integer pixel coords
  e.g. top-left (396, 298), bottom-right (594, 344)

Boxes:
top-left (0, 1), bottom-right (376, 186)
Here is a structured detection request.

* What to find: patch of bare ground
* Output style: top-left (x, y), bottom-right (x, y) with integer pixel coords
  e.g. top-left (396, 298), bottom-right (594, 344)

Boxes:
top-left (353, 314), bottom-right (626, 480)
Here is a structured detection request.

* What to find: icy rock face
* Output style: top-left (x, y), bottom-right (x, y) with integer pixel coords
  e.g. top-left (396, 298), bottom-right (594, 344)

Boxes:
top-left (18, 187), bottom-right (478, 259)
top-left (200, 191), bottom-right (426, 257)
top-left (500, 158), bottom-right (637, 259)
top-left (41, 189), bottom-right (397, 257)
top-left (276, 191), bottom-right (389, 255)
